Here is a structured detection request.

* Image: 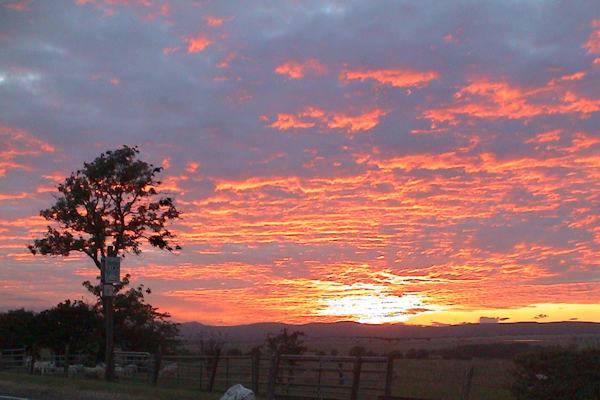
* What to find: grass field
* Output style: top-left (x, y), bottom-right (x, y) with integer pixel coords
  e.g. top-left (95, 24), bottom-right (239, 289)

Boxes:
top-left (389, 359), bottom-right (513, 400)
top-left (0, 356), bottom-right (516, 400)
top-left (0, 371), bottom-right (225, 400)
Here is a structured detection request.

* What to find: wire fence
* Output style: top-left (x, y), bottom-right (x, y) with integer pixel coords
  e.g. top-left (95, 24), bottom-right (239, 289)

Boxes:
top-left (0, 348), bottom-right (514, 400)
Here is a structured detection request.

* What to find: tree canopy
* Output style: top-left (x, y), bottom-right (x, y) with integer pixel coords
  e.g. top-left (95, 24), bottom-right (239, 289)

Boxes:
top-left (265, 328), bottom-right (306, 355)
top-left (0, 309), bottom-right (37, 349)
top-left (36, 300), bottom-right (101, 354)
top-left (83, 275), bottom-right (180, 353)
top-left (29, 145), bottom-right (181, 266)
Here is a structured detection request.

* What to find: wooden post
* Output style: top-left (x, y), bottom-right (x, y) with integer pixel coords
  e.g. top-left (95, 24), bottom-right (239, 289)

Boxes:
top-left (317, 358), bottom-right (323, 399)
top-left (384, 355), bottom-right (395, 397)
top-left (461, 366), bottom-right (474, 400)
top-left (28, 348), bottom-right (35, 375)
top-left (63, 343), bottom-right (70, 377)
top-left (225, 356), bottom-right (230, 388)
top-left (251, 352), bottom-right (260, 394)
top-left (199, 357), bottom-right (204, 390)
top-left (350, 356), bottom-right (362, 400)
top-left (151, 348), bottom-right (162, 386)
top-left (104, 246), bottom-right (115, 381)
top-left (208, 348), bottom-right (221, 392)
top-left (266, 352), bottom-right (280, 400)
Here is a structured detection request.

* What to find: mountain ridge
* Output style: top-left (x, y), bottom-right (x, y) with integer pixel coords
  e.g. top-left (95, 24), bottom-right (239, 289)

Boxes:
top-left (179, 321), bottom-right (600, 342)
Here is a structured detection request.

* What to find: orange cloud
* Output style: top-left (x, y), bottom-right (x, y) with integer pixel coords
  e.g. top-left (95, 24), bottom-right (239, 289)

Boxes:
top-left (217, 52), bottom-right (236, 69)
top-left (267, 107), bottom-right (387, 134)
top-left (274, 59), bottom-right (327, 79)
top-left (205, 16), bottom-right (226, 27)
top-left (423, 78), bottom-right (600, 123)
top-left (584, 19), bottom-right (600, 54)
top-left (3, 1), bottom-right (29, 11)
top-left (340, 68), bottom-right (439, 88)
top-left (443, 33), bottom-right (460, 44)
top-left (144, 2), bottom-right (169, 20)
top-left (186, 161), bottom-right (200, 173)
top-left (526, 129), bottom-right (562, 144)
top-left (162, 46), bottom-right (179, 55)
top-left (269, 114), bottom-right (316, 130)
top-left (0, 192), bottom-right (29, 201)
top-left (559, 71), bottom-right (587, 81)
top-left (328, 109), bottom-right (388, 133)
top-left (0, 124), bottom-right (55, 174)
top-left (185, 34), bottom-right (213, 54)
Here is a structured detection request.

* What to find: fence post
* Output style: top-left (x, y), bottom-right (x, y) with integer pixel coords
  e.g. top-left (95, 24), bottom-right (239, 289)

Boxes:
top-left (350, 356), bottom-right (362, 400)
top-left (251, 352), bottom-right (260, 395)
top-left (151, 347), bottom-right (162, 386)
top-left (29, 348), bottom-right (36, 375)
top-left (63, 343), bottom-right (70, 377)
top-left (225, 356), bottom-right (230, 388)
top-left (200, 357), bottom-right (205, 390)
top-left (461, 366), bottom-right (474, 400)
top-left (317, 357), bottom-right (323, 399)
top-left (266, 352), bottom-right (280, 400)
top-left (384, 355), bottom-right (395, 397)
top-left (208, 348), bottom-right (221, 392)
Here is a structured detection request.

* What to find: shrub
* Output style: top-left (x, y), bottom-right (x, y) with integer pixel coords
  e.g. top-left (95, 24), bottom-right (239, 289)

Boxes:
top-left (511, 348), bottom-right (600, 400)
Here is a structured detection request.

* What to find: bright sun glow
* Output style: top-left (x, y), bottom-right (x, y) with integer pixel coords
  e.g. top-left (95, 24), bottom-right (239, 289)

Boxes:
top-left (317, 293), bottom-right (438, 324)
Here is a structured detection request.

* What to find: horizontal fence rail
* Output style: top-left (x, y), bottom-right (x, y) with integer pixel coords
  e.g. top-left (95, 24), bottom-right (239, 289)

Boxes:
top-left (1, 347), bottom-right (504, 399)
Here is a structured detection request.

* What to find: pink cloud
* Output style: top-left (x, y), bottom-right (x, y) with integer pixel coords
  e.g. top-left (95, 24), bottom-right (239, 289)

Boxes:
top-left (185, 34), bottom-right (213, 54)
top-left (340, 68), bottom-right (439, 88)
top-left (274, 59), bottom-right (327, 79)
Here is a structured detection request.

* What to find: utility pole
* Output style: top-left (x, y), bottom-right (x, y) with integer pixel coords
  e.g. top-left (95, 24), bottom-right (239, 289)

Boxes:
top-left (102, 246), bottom-right (120, 381)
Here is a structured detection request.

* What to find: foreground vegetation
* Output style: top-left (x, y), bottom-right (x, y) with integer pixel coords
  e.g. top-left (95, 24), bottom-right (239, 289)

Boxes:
top-left (0, 371), bottom-right (223, 400)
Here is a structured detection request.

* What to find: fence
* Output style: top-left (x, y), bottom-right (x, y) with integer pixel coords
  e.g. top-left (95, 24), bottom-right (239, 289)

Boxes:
top-left (0, 349), bottom-right (497, 400)
top-left (0, 348), bottom-right (27, 371)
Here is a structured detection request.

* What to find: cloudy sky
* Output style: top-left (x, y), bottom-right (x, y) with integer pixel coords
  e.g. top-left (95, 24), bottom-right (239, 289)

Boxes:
top-left (0, 0), bottom-right (599, 325)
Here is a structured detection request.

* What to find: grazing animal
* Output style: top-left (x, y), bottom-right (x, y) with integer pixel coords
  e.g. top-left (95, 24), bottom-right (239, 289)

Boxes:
top-left (33, 361), bottom-right (56, 375)
top-left (83, 365), bottom-right (105, 379)
top-left (68, 364), bottom-right (85, 378)
top-left (24, 356), bottom-right (33, 371)
top-left (158, 362), bottom-right (178, 378)
top-left (124, 363), bottom-right (138, 376)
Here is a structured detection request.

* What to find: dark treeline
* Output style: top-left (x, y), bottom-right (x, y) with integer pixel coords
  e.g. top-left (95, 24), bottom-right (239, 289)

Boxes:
top-left (432, 342), bottom-right (538, 360)
top-left (0, 276), bottom-right (178, 360)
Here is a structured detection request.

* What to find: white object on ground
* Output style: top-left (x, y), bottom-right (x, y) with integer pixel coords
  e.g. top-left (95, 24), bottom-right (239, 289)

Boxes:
top-left (158, 362), bottom-right (178, 378)
top-left (219, 384), bottom-right (255, 400)
top-left (33, 361), bottom-right (55, 375)
top-left (68, 364), bottom-right (84, 378)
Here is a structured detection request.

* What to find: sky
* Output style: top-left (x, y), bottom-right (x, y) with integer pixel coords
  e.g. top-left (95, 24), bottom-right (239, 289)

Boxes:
top-left (0, 0), bottom-right (599, 326)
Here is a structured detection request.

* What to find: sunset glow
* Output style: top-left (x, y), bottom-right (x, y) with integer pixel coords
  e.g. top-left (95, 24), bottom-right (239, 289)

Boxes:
top-left (0, 1), bottom-right (599, 326)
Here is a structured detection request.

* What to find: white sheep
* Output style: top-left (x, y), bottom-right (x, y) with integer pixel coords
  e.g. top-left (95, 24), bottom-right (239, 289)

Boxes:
top-left (83, 365), bottom-right (105, 379)
top-left (33, 361), bottom-right (56, 375)
top-left (124, 363), bottom-right (138, 376)
top-left (158, 362), bottom-right (178, 378)
top-left (68, 364), bottom-right (85, 378)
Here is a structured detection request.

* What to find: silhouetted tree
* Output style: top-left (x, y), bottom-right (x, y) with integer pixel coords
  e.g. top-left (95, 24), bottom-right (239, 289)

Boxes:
top-left (265, 328), bottom-right (306, 355)
top-left (37, 300), bottom-right (101, 355)
top-left (227, 348), bottom-right (243, 356)
top-left (28, 146), bottom-right (181, 374)
top-left (0, 309), bottom-right (37, 349)
top-left (83, 274), bottom-right (179, 354)
top-left (29, 145), bottom-right (181, 263)
top-left (348, 345), bottom-right (366, 357)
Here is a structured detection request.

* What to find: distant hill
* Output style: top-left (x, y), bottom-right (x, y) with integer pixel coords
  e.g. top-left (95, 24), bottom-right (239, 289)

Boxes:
top-left (179, 321), bottom-right (600, 345)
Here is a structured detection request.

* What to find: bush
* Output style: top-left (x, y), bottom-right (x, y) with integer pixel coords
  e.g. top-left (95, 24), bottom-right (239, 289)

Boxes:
top-left (511, 348), bottom-right (600, 400)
